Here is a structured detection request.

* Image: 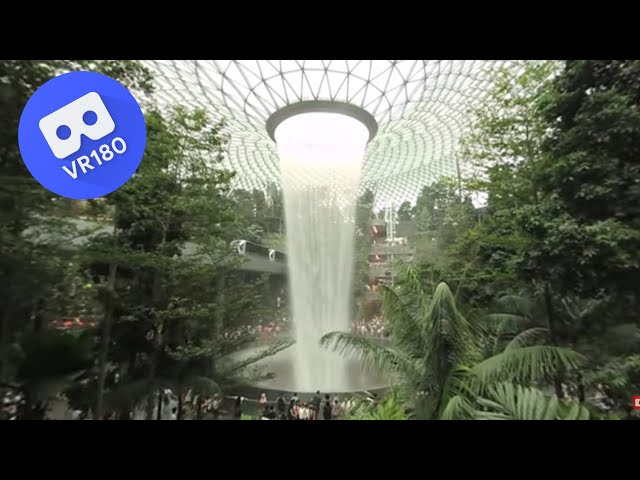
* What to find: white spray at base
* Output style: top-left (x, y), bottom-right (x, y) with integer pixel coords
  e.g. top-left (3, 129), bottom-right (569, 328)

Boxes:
top-left (275, 111), bottom-right (369, 392)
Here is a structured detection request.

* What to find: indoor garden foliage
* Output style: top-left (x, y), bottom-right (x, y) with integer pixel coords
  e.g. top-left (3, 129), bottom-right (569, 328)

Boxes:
top-left (1, 60), bottom-right (639, 420)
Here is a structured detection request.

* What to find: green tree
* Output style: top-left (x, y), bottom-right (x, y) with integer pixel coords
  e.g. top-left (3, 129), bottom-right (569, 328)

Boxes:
top-left (0, 60), bottom-right (152, 386)
top-left (410, 177), bottom-right (476, 264)
top-left (443, 62), bottom-right (559, 314)
top-left (265, 182), bottom-right (284, 234)
top-left (229, 188), bottom-right (261, 241)
top-left (353, 189), bottom-right (375, 313)
top-left (532, 60), bottom-right (640, 298)
top-left (448, 60), bottom-right (640, 416)
top-left (81, 105), bottom-right (286, 420)
top-left (228, 184), bottom-right (285, 244)
top-left (396, 201), bottom-right (413, 221)
top-left (86, 105), bottom-right (236, 418)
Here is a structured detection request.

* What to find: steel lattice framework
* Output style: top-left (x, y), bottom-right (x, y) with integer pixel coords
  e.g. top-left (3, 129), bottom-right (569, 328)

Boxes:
top-left (142, 60), bottom-right (512, 206)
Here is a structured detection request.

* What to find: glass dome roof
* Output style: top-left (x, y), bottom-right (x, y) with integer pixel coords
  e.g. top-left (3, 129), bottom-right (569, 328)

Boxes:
top-left (142, 60), bottom-right (512, 206)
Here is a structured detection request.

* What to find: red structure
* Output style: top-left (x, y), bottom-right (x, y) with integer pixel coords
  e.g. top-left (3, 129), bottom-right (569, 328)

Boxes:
top-left (50, 318), bottom-right (96, 330)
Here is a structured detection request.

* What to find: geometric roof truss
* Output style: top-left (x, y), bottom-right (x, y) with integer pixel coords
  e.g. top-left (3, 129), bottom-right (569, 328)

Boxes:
top-left (142, 60), bottom-right (513, 207)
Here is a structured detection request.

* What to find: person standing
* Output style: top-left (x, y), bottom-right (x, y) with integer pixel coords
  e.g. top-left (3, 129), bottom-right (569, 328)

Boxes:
top-left (266, 405), bottom-right (277, 420)
top-left (259, 392), bottom-right (268, 416)
top-left (331, 398), bottom-right (343, 419)
top-left (212, 394), bottom-right (221, 420)
top-left (323, 394), bottom-right (332, 420)
top-left (288, 399), bottom-right (298, 420)
top-left (311, 390), bottom-right (321, 420)
top-left (276, 393), bottom-right (287, 419)
top-left (232, 395), bottom-right (246, 420)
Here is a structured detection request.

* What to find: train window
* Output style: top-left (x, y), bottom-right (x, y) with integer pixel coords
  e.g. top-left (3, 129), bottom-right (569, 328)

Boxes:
top-left (245, 241), bottom-right (270, 257)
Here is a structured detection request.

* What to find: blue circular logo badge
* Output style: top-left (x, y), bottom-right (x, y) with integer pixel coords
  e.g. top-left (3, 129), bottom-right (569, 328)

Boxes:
top-left (18, 71), bottom-right (147, 200)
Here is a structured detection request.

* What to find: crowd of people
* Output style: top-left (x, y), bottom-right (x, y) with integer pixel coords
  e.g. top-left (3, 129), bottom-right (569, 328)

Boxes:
top-left (352, 316), bottom-right (388, 338)
top-left (231, 391), bottom-right (361, 420)
top-left (1, 390), bottom-right (22, 420)
top-left (1, 390), bottom-right (78, 420)
top-left (222, 313), bottom-right (388, 344)
top-left (100, 389), bottom-right (225, 420)
top-left (222, 317), bottom-right (290, 342)
top-left (3, 385), bottom-right (376, 420)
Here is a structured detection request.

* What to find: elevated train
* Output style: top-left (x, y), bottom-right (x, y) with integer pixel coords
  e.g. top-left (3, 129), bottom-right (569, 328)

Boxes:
top-left (231, 240), bottom-right (286, 263)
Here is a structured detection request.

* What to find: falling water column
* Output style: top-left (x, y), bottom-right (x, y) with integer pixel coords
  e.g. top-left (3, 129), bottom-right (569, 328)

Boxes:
top-left (270, 104), bottom-right (374, 392)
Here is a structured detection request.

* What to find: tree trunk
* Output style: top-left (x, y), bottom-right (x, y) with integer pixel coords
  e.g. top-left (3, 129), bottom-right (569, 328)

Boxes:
top-left (94, 259), bottom-right (118, 419)
top-left (455, 155), bottom-right (463, 199)
top-left (128, 349), bottom-right (136, 377)
top-left (145, 339), bottom-right (161, 420)
top-left (155, 389), bottom-right (163, 420)
top-left (146, 229), bottom-right (167, 420)
top-left (215, 274), bottom-right (225, 336)
top-left (196, 395), bottom-right (204, 420)
top-left (33, 301), bottom-right (44, 333)
top-left (177, 391), bottom-right (184, 420)
top-left (0, 308), bottom-right (10, 380)
top-left (577, 372), bottom-right (585, 403)
top-left (544, 282), bottom-right (565, 399)
top-left (145, 315), bottom-right (167, 420)
top-left (145, 320), bottom-right (162, 420)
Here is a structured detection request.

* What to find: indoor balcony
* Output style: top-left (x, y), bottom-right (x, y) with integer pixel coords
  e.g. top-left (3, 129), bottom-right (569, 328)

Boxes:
top-left (370, 242), bottom-right (414, 256)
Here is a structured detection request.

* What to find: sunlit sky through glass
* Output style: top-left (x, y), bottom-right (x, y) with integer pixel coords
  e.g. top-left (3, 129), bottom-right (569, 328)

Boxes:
top-left (142, 60), bottom-right (514, 208)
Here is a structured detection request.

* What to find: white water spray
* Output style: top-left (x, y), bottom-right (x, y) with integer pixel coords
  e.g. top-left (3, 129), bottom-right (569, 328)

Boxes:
top-left (275, 111), bottom-right (369, 391)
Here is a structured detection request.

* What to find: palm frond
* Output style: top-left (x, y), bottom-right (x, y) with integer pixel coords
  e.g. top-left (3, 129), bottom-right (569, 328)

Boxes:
top-left (435, 365), bottom-right (480, 417)
top-left (471, 345), bottom-right (585, 388)
top-left (381, 284), bottom-right (425, 357)
top-left (561, 297), bottom-right (602, 321)
top-left (440, 394), bottom-right (475, 420)
top-left (453, 246), bottom-right (478, 303)
top-left (349, 390), bottom-right (407, 420)
top-left (320, 331), bottom-right (415, 378)
top-left (562, 401), bottom-right (591, 420)
top-left (425, 283), bottom-right (477, 369)
top-left (482, 313), bottom-right (530, 335)
top-left (473, 382), bottom-right (590, 420)
top-left (505, 327), bottom-right (550, 350)
top-left (474, 411), bottom-right (512, 420)
top-left (496, 295), bottom-right (534, 317)
top-left (396, 264), bottom-right (424, 295)
top-left (430, 283), bottom-right (477, 333)
top-left (582, 354), bottom-right (640, 389)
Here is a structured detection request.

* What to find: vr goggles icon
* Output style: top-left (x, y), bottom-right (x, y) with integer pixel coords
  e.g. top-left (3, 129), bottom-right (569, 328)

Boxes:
top-left (38, 92), bottom-right (115, 159)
